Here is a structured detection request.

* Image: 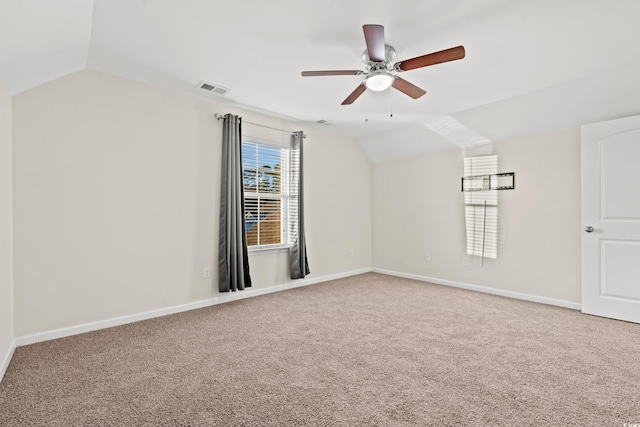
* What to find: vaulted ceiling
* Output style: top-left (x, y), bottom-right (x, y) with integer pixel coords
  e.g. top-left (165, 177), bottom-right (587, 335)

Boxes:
top-left (2, 0), bottom-right (640, 162)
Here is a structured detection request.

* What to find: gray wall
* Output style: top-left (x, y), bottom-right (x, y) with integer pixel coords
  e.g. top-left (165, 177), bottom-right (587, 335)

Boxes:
top-left (372, 129), bottom-right (581, 304)
top-left (0, 80), bottom-right (14, 378)
top-left (8, 67), bottom-right (584, 343)
top-left (12, 70), bottom-right (372, 336)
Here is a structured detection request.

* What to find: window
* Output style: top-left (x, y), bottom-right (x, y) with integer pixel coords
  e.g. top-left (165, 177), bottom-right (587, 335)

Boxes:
top-left (242, 139), bottom-right (289, 248)
top-left (463, 155), bottom-right (498, 259)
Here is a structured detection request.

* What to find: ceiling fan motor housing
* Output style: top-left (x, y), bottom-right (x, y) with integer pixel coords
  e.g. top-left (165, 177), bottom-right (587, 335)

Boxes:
top-left (362, 44), bottom-right (396, 70)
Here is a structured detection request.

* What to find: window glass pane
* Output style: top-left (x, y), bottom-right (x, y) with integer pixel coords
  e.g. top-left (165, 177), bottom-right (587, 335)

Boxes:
top-left (259, 198), bottom-right (280, 220)
top-left (243, 198), bottom-right (281, 246)
top-left (259, 199), bottom-right (282, 245)
top-left (242, 140), bottom-right (287, 247)
top-left (259, 199), bottom-right (281, 245)
top-left (242, 143), bottom-right (258, 192)
top-left (244, 198), bottom-right (259, 246)
top-left (243, 142), bottom-right (282, 195)
top-left (258, 165), bottom-right (281, 194)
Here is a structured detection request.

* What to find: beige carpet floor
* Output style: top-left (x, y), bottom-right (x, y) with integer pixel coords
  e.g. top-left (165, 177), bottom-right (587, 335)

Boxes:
top-left (1, 272), bottom-right (639, 426)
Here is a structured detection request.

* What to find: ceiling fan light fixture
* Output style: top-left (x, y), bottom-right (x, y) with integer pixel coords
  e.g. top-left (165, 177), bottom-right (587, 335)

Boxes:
top-left (300, 24), bottom-right (464, 104)
top-left (365, 72), bottom-right (394, 91)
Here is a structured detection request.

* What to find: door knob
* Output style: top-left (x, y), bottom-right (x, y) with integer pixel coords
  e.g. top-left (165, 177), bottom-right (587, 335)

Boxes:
top-left (584, 226), bottom-right (595, 233)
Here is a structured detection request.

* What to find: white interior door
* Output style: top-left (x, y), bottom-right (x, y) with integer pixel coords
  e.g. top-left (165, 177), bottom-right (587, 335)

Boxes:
top-left (582, 115), bottom-right (640, 324)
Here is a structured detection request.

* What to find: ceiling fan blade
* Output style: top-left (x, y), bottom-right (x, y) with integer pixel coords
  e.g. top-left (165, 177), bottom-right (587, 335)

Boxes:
top-left (301, 70), bottom-right (362, 77)
top-left (363, 24), bottom-right (386, 62)
top-left (396, 46), bottom-right (465, 71)
top-left (392, 76), bottom-right (426, 99)
top-left (341, 84), bottom-right (366, 105)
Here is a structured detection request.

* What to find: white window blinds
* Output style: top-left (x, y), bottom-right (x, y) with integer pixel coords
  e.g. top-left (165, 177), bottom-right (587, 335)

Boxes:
top-left (287, 142), bottom-right (300, 246)
top-left (242, 141), bottom-right (288, 247)
top-left (463, 155), bottom-right (498, 259)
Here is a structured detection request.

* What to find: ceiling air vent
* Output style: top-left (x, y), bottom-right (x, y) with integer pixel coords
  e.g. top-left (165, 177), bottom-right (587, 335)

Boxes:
top-left (315, 119), bottom-right (331, 126)
top-left (197, 81), bottom-right (229, 95)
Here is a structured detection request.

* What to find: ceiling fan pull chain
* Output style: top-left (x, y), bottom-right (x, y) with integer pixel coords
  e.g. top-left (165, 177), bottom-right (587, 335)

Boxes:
top-left (389, 85), bottom-right (394, 118)
top-left (365, 89), bottom-right (369, 123)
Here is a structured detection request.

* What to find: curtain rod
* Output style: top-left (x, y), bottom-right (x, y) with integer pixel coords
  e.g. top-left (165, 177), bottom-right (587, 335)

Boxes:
top-left (213, 113), bottom-right (306, 138)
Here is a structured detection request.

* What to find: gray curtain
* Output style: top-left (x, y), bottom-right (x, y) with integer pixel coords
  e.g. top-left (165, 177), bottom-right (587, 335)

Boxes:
top-left (289, 131), bottom-right (310, 279)
top-left (218, 114), bottom-right (252, 292)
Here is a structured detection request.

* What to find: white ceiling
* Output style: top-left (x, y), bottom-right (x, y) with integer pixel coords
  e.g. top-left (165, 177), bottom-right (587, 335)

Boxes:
top-left (2, 0), bottom-right (640, 162)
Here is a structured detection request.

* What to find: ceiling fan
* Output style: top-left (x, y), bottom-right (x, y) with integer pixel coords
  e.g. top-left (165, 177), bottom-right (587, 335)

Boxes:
top-left (301, 24), bottom-right (465, 105)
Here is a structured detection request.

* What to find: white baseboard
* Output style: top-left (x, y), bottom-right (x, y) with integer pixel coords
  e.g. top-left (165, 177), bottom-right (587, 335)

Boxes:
top-left (0, 339), bottom-right (16, 383)
top-left (372, 268), bottom-right (582, 311)
top-left (13, 266), bottom-right (580, 349)
top-left (15, 268), bottom-right (372, 347)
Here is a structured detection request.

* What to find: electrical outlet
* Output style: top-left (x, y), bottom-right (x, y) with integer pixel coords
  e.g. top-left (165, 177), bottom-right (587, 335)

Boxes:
top-left (424, 252), bottom-right (431, 262)
top-left (462, 256), bottom-right (470, 267)
top-left (203, 267), bottom-right (211, 278)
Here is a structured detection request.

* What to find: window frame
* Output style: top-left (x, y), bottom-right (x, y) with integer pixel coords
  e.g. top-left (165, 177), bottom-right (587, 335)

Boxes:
top-left (241, 136), bottom-right (291, 252)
